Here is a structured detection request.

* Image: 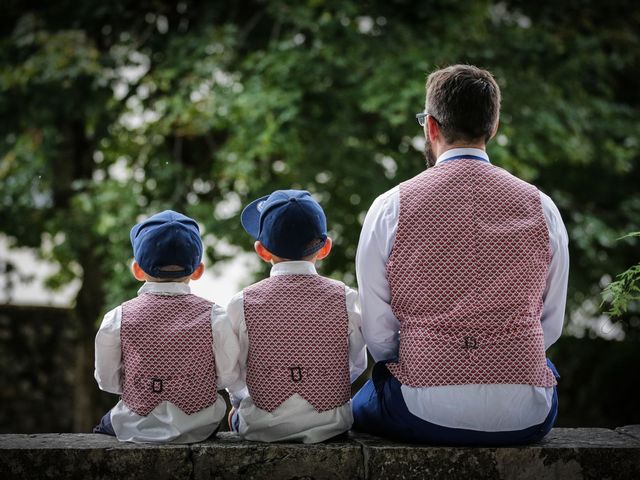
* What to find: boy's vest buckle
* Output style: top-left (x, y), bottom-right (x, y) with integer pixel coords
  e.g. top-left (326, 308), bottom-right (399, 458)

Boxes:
top-left (151, 378), bottom-right (164, 393)
top-left (290, 367), bottom-right (303, 383)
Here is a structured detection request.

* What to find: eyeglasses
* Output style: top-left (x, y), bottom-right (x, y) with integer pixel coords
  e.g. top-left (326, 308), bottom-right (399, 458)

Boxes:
top-left (415, 112), bottom-right (440, 127)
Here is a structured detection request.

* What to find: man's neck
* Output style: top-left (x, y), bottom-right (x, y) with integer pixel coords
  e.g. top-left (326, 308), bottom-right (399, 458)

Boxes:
top-left (435, 141), bottom-right (486, 159)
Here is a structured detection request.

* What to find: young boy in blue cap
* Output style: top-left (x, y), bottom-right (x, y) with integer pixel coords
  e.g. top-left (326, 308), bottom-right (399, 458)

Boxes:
top-left (93, 210), bottom-right (240, 443)
top-left (226, 190), bottom-right (367, 443)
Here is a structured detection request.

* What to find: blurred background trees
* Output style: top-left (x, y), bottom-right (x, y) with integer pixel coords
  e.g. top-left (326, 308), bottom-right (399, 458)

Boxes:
top-left (1, 0), bottom-right (638, 431)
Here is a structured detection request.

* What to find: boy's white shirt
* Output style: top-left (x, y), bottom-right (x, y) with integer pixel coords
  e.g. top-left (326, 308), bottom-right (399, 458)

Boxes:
top-left (94, 281), bottom-right (241, 443)
top-left (226, 261), bottom-right (367, 443)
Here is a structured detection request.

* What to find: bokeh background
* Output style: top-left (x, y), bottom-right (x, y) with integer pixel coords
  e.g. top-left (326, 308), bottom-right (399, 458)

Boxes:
top-left (1, 0), bottom-right (639, 434)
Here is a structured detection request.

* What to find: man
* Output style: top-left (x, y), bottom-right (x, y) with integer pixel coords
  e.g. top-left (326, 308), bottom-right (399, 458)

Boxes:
top-left (353, 64), bottom-right (569, 445)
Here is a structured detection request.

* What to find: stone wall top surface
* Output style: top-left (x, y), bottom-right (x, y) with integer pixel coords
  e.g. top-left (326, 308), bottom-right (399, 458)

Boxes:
top-left (1, 427), bottom-right (639, 480)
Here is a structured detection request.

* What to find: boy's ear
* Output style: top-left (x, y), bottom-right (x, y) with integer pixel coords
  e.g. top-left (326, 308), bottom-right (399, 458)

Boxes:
top-left (315, 237), bottom-right (332, 261)
top-left (190, 262), bottom-right (205, 280)
top-left (254, 241), bottom-right (273, 263)
top-left (131, 261), bottom-right (147, 281)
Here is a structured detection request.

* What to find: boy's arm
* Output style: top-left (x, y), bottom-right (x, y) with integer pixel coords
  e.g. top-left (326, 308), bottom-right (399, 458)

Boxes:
top-left (224, 291), bottom-right (249, 408)
top-left (210, 304), bottom-right (241, 390)
top-left (94, 306), bottom-right (123, 394)
top-left (345, 286), bottom-right (367, 382)
top-left (355, 187), bottom-right (401, 362)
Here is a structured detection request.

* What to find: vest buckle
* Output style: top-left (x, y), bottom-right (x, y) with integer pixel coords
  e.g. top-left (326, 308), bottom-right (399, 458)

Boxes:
top-left (290, 367), bottom-right (303, 383)
top-left (463, 336), bottom-right (478, 350)
top-left (151, 378), bottom-right (163, 393)
top-left (462, 336), bottom-right (478, 358)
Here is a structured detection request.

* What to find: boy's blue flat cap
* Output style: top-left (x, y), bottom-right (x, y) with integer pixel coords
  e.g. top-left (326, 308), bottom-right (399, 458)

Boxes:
top-left (241, 190), bottom-right (327, 260)
top-left (130, 210), bottom-right (203, 279)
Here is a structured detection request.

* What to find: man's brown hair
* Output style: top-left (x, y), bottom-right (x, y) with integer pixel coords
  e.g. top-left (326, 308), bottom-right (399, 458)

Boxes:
top-left (425, 64), bottom-right (501, 144)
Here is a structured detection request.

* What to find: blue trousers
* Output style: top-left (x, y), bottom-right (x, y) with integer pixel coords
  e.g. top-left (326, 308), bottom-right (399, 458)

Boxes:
top-left (230, 410), bottom-right (240, 432)
top-left (93, 410), bottom-right (115, 436)
top-left (352, 359), bottom-right (559, 446)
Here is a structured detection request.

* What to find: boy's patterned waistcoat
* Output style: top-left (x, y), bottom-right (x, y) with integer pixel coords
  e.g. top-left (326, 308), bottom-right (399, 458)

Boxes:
top-left (243, 274), bottom-right (351, 412)
top-left (386, 160), bottom-right (557, 388)
top-left (121, 293), bottom-right (217, 416)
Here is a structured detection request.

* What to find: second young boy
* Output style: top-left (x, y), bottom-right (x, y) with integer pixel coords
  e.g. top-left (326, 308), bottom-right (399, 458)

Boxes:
top-left (227, 190), bottom-right (366, 443)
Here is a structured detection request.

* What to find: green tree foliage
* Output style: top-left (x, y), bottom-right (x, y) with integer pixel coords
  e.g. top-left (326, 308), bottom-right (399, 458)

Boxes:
top-left (603, 232), bottom-right (640, 321)
top-left (1, 0), bottom-right (639, 428)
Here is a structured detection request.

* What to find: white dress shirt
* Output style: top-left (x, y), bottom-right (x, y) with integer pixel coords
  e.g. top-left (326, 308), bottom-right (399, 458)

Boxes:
top-left (94, 281), bottom-right (241, 443)
top-left (227, 261), bottom-right (367, 443)
top-left (356, 148), bottom-right (569, 432)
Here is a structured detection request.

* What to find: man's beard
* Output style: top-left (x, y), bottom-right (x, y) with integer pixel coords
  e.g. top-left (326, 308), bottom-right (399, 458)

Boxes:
top-left (423, 136), bottom-right (437, 168)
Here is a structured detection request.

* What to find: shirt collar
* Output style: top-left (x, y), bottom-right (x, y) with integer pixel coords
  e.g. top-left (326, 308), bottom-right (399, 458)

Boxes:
top-left (138, 281), bottom-right (191, 296)
top-left (436, 147), bottom-right (490, 166)
top-left (270, 261), bottom-right (318, 277)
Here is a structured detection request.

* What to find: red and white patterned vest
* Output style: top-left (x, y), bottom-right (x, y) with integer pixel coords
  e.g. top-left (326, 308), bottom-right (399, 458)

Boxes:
top-left (243, 274), bottom-right (351, 412)
top-left (120, 293), bottom-right (218, 416)
top-left (386, 159), bottom-right (557, 388)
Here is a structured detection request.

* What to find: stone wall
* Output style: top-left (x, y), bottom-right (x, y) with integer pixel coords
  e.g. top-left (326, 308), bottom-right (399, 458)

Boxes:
top-left (0, 305), bottom-right (78, 433)
top-left (1, 428), bottom-right (639, 479)
top-left (0, 306), bottom-right (124, 433)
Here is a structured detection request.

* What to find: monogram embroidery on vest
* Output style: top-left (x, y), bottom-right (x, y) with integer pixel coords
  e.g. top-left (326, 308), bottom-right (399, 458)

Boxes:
top-left (386, 160), bottom-right (556, 388)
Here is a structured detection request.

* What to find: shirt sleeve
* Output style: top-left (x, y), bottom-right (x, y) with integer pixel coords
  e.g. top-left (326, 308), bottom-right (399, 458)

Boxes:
top-left (225, 291), bottom-right (249, 407)
top-left (345, 286), bottom-right (367, 382)
top-left (539, 191), bottom-right (570, 349)
top-left (211, 304), bottom-right (241, 390)
top-left (355, 187), bottom-right (401, 362)
top-left (94, 306), bottom-right (123, 394)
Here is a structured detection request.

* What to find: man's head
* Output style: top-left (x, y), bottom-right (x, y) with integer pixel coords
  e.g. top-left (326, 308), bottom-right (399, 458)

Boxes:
top-left (241, 189), bottom-right (331, 263)
top-left (423, 64), bottom-right (501, 166)
top-left (130, 210), bottom-right (204, 282)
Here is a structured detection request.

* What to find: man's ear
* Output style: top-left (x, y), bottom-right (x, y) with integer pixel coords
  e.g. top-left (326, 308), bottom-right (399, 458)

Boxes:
top-left (315, 237), bottom-right (332, 261)
top-left (426, 114), bottom-right (440, 143)
top-left (490, 119), bottom-right (500, 140)
top-left (190, 262), bottom-right (205, 280)
top-left (131, 261), bottom-right (147, 281)
top-left (254, 241), bottom-right (273, 263)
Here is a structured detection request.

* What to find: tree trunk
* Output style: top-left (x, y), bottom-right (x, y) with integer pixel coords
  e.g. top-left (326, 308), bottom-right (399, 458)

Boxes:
top-left (54, 114), bottom-right (102, 432)
top-left (72, 248), bottom-right (105, 432)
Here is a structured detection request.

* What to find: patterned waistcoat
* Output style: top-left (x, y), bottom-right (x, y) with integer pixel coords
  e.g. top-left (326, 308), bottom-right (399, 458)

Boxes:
top-left (386, 160), bottom-right (557, 388)
top-left (243, 274), bottom-right (351, 412)
top-left (120, 293), bottom-right (218, 416)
